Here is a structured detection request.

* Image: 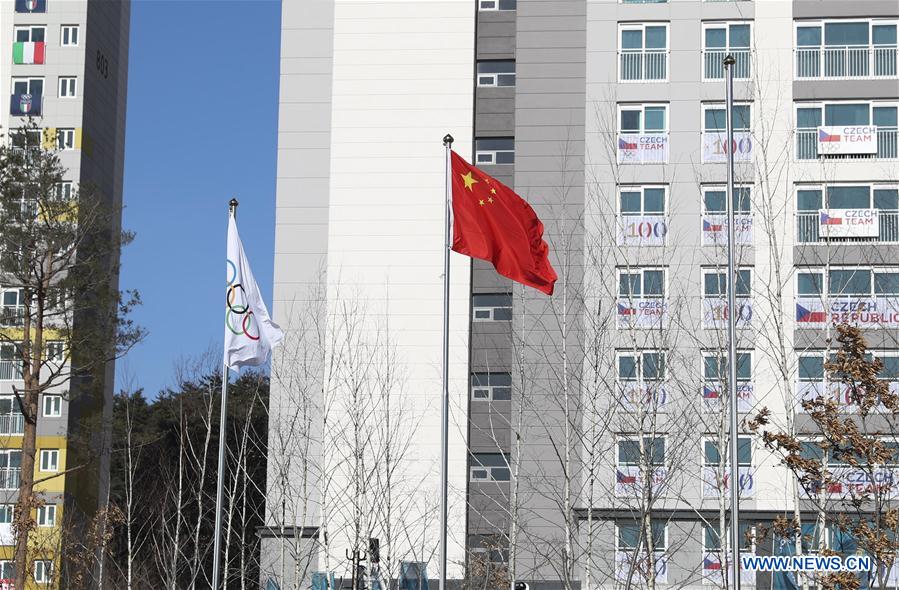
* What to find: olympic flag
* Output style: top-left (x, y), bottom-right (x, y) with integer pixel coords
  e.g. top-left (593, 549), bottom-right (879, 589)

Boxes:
top-left (224, 212), bottom-right (283, 369)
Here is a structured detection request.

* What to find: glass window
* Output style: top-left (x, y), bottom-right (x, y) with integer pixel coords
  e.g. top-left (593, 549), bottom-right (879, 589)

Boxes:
top-left (798, 356), bottom-right (824, 381)
top-left (874, 106), bottom-right (898, 128)
top-left (824, 22), bottom-right (869, 46)
top-left (797, 26), bottom-right (822, 47)
top-left (475, 138), bottom-right (514, 165)
top-left (471, 453), bottom-right (510, 482)
top-left (42, 395), bottom-right (61, 417)
top-left (827, 186), bottom-right (870, 209)
top-left (797, 107), bottom-right (822, 129)
top-left (39, 450), bottom-right (59, 472)
top-left (618, 521), bottom-right (666, 550)
top-left (58, 77), bottom-right (77, 98)
top-left (829, 269), bottom-right (871, 296)
top-left (703, 352), bottom-right (751, 381)
top-left (620, 186), bottom-right (665, 215)
top-left (703, 187), bottom-right (751, 213)
top-left (704, 105), bottom-right (750, 131)
top-left (879, 356), bottom-right (899, 380)
top-left (873, 24), bottom-right (897, 46)
top-left (618, 437), bottom-right (665, 466)
top-left (705, 523), bottom-right (753, 551)
top-left (824, 104), bottom-right (870, 126)
top-left (618, 352), bottom-right (666, 381)
top-left (643, 270), bottom-right (664, 296)
top-left (472, 293), bottom-right (512, 321)
top-left (797, 189), bottom-right (823, 212)
top-left (471, 372), bottom-right (512, 401)
top-left (874, 189), bottom-right (899, 210)
top-left (706, 28), bottom-right (727, 49)
top-left (704, 437), bottom-right (751, 465)
top-left (477, 61), bottom-right (515, 87)
top-left (875, 272), bottom-right (899, 296)
top-left (703, 269), bottom-right (751, 297)
top-left (645, 26), bottom-right (667, 49)
top-left (619, 105), bottom-right (667, 133)
top-left (61, 25), bottom-right (79, 47)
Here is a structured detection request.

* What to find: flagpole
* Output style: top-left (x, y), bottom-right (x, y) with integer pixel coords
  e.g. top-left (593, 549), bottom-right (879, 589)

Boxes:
top-left (439, 134), bottom-right (453, 590)
top-left (723, 55), bottom-right (741, 590)
top-left (212, 197), bottom-right (239, 589)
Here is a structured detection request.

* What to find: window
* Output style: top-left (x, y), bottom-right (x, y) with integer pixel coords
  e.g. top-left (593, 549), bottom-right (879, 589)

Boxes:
top-left (470, 453), bottom-right (510, 482)
top-left (14, 26), bottom-right (46, 43)
top-left (704, 104), bottom-right (751, 132)
top-left (620, 24), bottom-right (669, 81)
top-left (0, 505), bottom-right (12, 525)
top-left (617, 520), bottom-right (666, 551)
top-left (469, 535), bottom-right (509, 564)
top-left (795, 20), bottom-right (898, 79)
top-left (704, 522), bottom-right (753, 551)
top-left (619, 104), bottom-right (667, 135)
top-left (703, 22), bottom-right (752, 79)
top-left (0, 451), bottom-right (22, 490)
top-left (796, 185), bottom-right (899, 243)
top-left (797, 267), bottom-right (899, 297)
top-left (57, 129), bottom-right (76, 150)
top-left (704, 437), bottom-right (752, 466)
top-left (61, 25), bottom-right (79, 47)
top-left (617, 105), bottom-right (669, 164)
top-left (703, 351), bottom-right (752, 383)
top-left (703, 267), bottom-right (752, 298)
top-left (12, 78), bottom-right (44, 97)
top-left (0, 343), bottom-right (24, 381)
top-left (46, 342), bottom-right (64, 362)
top-left (619, 186), bottom-right (665, 215)
top-left (56, 181), bottom-right (74, 201)
top-left (37, 504), bottom-right (56, 527)
top-left (43, 395), bottom-right (62, 417)
top-left (475, 138), bottom-right (513, 165)
top-left (618, 268), bottom-right (665, 299)
top-left (10, 78), bottom-right (45, 116)
top-left (34, 560), bottom-right (52, 584)
top-left (796, 102), bottom-right (897, 160)
top-left (472, 293), bottom-right (512, 321)
top-left (478, 0), bottom-right (515, 10)
top-left (618, 436), bottom-right (666, 466)
top-left (1, 289), bottom-right (25, 327)
top-left (58, 77), bottom-right (77, 98)
top-left (477, 61), bottom-right (515, 87)
top-left (878, 353), bottom-right (899, 382)
top-left (0, 561), bottom-right (13, 582)
top-left (618, 351), bottom-right (666, 382)
top-left (0, 396), bottom-right (24, 435)
top-left (471, 372), bottom-right (512, 401)
top-left (39, 449), bottom-right (59, 472)
top-left (702, 186), bottom-right (751, 214)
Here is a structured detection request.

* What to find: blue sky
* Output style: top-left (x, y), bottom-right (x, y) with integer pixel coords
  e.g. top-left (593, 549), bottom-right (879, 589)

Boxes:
top-left (119, 0), bottom-right (281, 396)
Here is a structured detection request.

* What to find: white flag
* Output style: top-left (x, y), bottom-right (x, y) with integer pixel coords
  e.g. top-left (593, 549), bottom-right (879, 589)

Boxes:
top-left (224, 214), bottom-right (283, 370)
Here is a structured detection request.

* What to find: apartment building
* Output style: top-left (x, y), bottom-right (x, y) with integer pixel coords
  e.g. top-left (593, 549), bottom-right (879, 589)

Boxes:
top-left (1, 0), bottom-right (130, 586)
top-left (269, 0), bottom-right (898, 588)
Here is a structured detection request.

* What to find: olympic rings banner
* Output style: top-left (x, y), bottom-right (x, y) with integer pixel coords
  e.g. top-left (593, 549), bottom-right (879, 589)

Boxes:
top-left (616, 551), bottom-right (668, 584)
top-left (618, 382), bottom-right (669, 412)
top-left (224, 214), bottom-right (284, 370)
top-left (701, 466), bottom-right (755, 498)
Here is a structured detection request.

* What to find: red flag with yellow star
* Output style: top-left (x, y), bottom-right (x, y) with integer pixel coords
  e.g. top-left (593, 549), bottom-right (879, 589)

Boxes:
top-left (450, 151), bottom-right (557, 295)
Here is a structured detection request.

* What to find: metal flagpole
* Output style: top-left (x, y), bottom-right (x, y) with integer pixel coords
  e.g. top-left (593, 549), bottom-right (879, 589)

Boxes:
top-left (212, 198), bottom-right (238, 588)
top-left (439, 134), bottom-right (454, 590)
top-left (723, 54), bottom-right (741, 590)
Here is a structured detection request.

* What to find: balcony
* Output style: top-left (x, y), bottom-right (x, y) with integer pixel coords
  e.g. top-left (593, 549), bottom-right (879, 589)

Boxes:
top-left (796, 127), bottom-right (898, 160)
top-left (0, 468), bottom-right (20, 491)
top-left (796, 45), bottom-right (898, 79)
top-left (620, 49), bottom-right (668, 82)
top-left (0, 414), bottom-right (24, 436)
top-left (0, 362), bottom-right (23, 381)
top-left (796, 210), bottom-right (899, 243)
top-left (0, 306), bottom-right (24, 327)
top-left (703, 49), bottom-right (751, 80)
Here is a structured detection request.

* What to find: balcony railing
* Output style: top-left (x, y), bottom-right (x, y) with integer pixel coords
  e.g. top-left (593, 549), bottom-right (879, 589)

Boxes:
top-left (0, 468), bottom-right (21, 491)
top-left (796, 210), bottom-right (899, 243)
top-left (0, 306), bottom-right (24, 327)
top-left (796, 127), bottom-right (898, 160)
top-left (620, 49), bottom-right (668, 82)
top-left (704, 49), bottom-right (751, 79)
top-left (0, 415), bottom-right (24, 436)
top-left (0, 362), bottom-right (23, 381)
top-left (796, 45), bottom-right (898, 79)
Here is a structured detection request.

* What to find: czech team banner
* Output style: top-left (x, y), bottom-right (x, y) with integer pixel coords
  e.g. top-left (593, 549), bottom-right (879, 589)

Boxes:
top-left (801, 467), bottom-right (899, 499)
top-left (701, 215), bottom-right (753, 246)
top-left (702, 553), bottom-right (757, 586)
top-left (615, 466), bottom-right (667, 497)
top-left (818, 208), bottom-right (879, 239)
top-left (817, 126), bottom-right (877, 155)
top-left (703, 382), bottom-right (754, 413)
top-left (617, 298), bottom-right (668, 329)
top-left (617, 134), bottom-right (668, 164)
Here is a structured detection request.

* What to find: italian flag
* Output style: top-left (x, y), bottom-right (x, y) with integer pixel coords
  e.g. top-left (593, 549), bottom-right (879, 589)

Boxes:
top-left (13, 42), bottom-right (45, 64)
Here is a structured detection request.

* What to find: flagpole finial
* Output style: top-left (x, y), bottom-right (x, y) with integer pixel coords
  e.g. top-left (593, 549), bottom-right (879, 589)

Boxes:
top-left (443, 134), bottom-right (454, 147)
top-left (229, 198), bottom-right (239, 215)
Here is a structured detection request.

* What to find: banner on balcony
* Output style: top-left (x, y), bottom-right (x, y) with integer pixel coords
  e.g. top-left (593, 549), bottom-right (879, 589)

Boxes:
top-left (9, 93), bottom-right (41, 116)
top-left (702, 298), bottom-right (753, 328)
top-left (618, 382), bottom-right (668, 411)
top-left (801, 466), bottom-right (899, 499)
top-left (702, 553), bottom-right (757, 586)
top-left (818, 208), bottom-right (879, 238)
top-left (795, 297), bottom-right (899, 328)
top-left (702, 382), bottom-right (754, 413)
top-left (615, 551), bottom-right (668, 584)
top-left (617, 298), bottom-right (667, 329)
top-left (701, 465), bottom-right (755, 498)
top-left (615, 466), bottom-right (667, 497)
top-left (796, 380), bottom-right (899, 413)
top-left (817, 126), bottom-right (877, 155)
top-left (617, 134), bottom-right (668, 164)
top-left (701, 215), bottom-right (753, 246)
top-left (618, 215), bottom-right (667, 246)
top-left (702, 131), bottom-right (752, 163)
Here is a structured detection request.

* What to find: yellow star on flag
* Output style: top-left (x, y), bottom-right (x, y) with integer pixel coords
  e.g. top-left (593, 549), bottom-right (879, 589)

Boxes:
top-left (488, 197), bottom-right (494, 203)
top-left (479, 199), bottom-right (485, 206)
top-left (461, 172), bottom-right (479, 191)
top-left (490, 188), bottom-right (497, 195)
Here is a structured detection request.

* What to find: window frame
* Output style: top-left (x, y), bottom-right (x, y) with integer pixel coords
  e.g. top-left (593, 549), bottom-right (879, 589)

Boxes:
top-left (618, 185), bottom-right (668, 216)
top-left (617, 267), bottom-right (667, 299)
top-left (471, 372), bottom-right (512, 401)
top-left (58, 76), bottom-right (77, 98)
top-left (794, 19), bottom-right (899, 49)
top-left (703, 435), bottom-right (753, 467)
top-left (56, 128), bottom-right (76, 151)
top-left (469, 453), bottom-right (511, 482)
top-left (477, 0), bottom-right (516, 11)
top-left (13, 25), bottom-right (46, 43)
top-left (471, 293), bottom-right (512, 322)
top-left (701, 21), bottom-right (753, 80)
top-left (796, 266), bottom-right (899, 297)
top-left (60, 25), bottom-right (80, 47)
top-left (702, 350), bottom-right (753, 383)
top-left (37, 504), bottom-right (56, 527)
top-left (34, 559), bottom-right (52, 584)
top-left (39, 449), bottom-right (59, 473)
top-left (701, 266), bottom-right (753, 298)
top-left (618, 103), bottom-right (669, 134)
top-left (474, 137), bottom-right (514, 166)
top-left (42, 395), bottom-right (61, 418)
top-left (616, 350), bottom-right (666, 382)
top-left (702, 102), bottom-right (752, 132)
top-left (703, 522), bottom-right (755, 552)
top-left (617, 435), bottom-right (666, 467)
top-left (616, 520), bottom-right (668, 552)
top-left (11, 77), bottom-right (45, 97)
top-left (476, 61), bottom-right (516, 88)
top-left (701, 185), bottom-right (753, 215)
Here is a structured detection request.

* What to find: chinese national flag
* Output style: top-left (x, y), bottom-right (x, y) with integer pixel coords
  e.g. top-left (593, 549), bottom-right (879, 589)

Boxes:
top-left (450, 151), bottom-right (557, 295)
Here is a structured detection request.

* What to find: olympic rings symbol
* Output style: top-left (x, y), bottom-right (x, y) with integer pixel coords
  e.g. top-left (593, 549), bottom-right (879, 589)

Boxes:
top-left (226, 258), bottom-right (260, 341)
